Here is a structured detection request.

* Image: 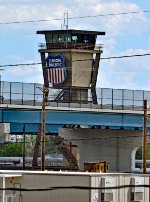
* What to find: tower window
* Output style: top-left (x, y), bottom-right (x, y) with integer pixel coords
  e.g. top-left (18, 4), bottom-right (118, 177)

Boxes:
top-left (72, 35), bottom-right (78, 42)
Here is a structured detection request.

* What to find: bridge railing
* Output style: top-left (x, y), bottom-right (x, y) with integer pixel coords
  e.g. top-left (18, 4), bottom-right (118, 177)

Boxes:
top-left (0, 81), bottom-right (43, 106)
top-left (0, 81), bottom-right (149, 111)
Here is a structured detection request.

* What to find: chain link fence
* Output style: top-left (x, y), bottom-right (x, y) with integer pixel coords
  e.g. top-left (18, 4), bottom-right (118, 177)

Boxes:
top-left (0, 81), bottom-right (150, 111)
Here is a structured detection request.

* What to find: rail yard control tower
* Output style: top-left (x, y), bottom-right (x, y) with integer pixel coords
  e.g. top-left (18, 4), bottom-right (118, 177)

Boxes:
top-left (37, 29), bottom-right (105, 104)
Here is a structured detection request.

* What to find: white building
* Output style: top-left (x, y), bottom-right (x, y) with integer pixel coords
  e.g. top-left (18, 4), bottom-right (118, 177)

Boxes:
top-left (0, 170), bottom-right (149, 202)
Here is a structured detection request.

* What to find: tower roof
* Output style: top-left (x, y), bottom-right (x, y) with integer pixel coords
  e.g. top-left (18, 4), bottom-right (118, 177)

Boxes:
top-left (37, 29), bottom-right (105, 36)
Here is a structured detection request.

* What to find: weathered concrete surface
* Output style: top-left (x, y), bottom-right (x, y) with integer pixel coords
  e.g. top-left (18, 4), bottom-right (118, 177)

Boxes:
top-left (59, 128), bottom-right (150, 172)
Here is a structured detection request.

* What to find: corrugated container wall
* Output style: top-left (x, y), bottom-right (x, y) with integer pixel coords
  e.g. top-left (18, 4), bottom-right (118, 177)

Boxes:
top-left (91, 174), bottom-right (150, 202)
top-left (21, 173), bottom-right (91, 202)
top-left (1, 171), bottom-right (150, 202)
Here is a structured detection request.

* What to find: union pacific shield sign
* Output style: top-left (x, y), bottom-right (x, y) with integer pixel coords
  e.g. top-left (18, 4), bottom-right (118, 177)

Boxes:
top-left (45, 54), bottom-right (67, 85)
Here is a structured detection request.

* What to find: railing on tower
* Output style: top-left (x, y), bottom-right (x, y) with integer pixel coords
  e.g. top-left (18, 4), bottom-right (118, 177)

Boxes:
top-left (38, 43), bottom-right (103, 51)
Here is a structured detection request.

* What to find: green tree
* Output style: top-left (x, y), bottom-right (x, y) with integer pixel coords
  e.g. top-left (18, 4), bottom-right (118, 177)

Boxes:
top-left (136, 143), bottom-right (150, 160)
top-left (0, 143), bottom-right (22, 157)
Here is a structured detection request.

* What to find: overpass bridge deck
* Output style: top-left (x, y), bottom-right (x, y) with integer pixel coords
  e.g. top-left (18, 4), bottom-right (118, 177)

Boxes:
top-left (0, 104), bottom-right (148, 134)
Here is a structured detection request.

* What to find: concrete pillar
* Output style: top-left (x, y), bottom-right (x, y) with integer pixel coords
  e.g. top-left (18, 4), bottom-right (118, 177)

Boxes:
top-left (59, 128), bottom-right (144, 172)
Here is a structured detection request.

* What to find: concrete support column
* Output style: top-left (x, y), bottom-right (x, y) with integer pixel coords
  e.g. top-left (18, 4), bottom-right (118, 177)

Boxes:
top-left (59, 128), bottom-right (143, 172)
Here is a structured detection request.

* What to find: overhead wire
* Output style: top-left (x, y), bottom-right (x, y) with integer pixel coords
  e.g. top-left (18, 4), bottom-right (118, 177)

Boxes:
top-left (0, 53), bottom-right (150, 68)
top-left (0, 9), bottom-right (150, 25)
top-left (101, 53), bottom-right (150, 60)
top-left (0, 62), bottom-right (41, 68)
top-left (69, 10), bottom-right (150, 19)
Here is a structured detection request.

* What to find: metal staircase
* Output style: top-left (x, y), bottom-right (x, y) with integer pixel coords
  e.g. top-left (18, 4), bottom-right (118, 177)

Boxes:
top-left (54, 136), bottom-right (79, 169)
top-left (58, 146), bottom-right (78, 169)
top-left (53, 90), bottom-right (65, 102)
top-left (32, 131), bottom-right (78, 170)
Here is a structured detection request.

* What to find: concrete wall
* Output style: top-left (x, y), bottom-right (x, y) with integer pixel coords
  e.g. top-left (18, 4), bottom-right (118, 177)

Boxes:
top-left (20, 173), bottom-right (90, 202)
top-left (59, 128), bottom-right (150, 172)
top-left (72, 51), bottom-right (93, 87)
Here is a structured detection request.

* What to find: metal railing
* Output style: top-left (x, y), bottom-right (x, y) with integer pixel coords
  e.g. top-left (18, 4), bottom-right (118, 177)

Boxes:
top-left (38, 42), bottom-right (103, 51)
top-left (0, 81), bottom-right (149, 111)
top-left (0, 81), bottom-right (43, 106)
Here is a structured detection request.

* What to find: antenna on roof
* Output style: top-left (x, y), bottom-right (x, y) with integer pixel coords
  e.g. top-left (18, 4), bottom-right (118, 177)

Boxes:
top-left (61, 11), bottom-right (69, 47)
top-left (61, 11), bottom-right (69, 31)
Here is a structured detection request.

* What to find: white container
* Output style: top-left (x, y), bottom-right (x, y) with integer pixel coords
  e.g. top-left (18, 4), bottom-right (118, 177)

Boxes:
top-left (0, 123), bottom-right (10, 135)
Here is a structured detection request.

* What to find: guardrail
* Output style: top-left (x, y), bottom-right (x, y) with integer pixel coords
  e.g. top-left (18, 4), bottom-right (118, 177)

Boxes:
top-left (0, 81), bottom-right (149, 111)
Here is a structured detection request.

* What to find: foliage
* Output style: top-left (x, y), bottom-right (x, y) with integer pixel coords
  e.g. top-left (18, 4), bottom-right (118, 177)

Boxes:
top-left (46, 136), bottom-right (60, 154)
top-left (0, 135), bottom-right (60, 158)
top-left (136, 144), bottom-right (150, 160)
top-left (0, 143), bottom-right (22, 157)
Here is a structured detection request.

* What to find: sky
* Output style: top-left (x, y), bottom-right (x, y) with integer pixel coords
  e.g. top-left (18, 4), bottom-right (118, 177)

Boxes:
top-left (0, 0), bottom-right (150, 91)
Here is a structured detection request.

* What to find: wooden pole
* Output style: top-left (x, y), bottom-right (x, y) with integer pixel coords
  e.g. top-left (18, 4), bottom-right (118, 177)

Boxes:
top-left (22, 124), bottom-right (25, 170)
top-left (143, 99), bottom-right (147, 174)
top-left (41, 85), bottom-right (46, 171)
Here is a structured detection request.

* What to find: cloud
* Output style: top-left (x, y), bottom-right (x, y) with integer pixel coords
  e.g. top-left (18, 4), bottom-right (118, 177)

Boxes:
top-left (0, 0), bottom-right (150, 90)
top-left (0, 1), bottom-right (149, 34)
top-left (3, 60), bottom-right (43, 83)
top-left (0, 2), bottom-right (67, 32)
top-left (66, 1), bottom-right (150, 37)
top-left (98, 48), bottom-right (150, 90)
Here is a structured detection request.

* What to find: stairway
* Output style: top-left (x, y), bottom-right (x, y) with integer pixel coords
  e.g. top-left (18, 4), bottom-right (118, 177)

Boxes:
top-left (58, 146), bottom-right (78, 169)
top-left (54, 90), bottom-right (65, 102)
top-left (32, 134), bottom-right (79, 170)
top-left (55, 136), bottom-right (78, 169)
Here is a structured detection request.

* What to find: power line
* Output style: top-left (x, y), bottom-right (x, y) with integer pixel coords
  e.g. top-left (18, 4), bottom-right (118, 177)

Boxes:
top-left (101, 53), bottom-right (150, 60)
top-left (0, 62), bottom-right (41, 68)
top-left (70, 10), bottom-right (150, 19)
top-left (1, 184), bottom-right (150, 191)
top-left (0, 10), bottom-right (150, 25)
top-left (0, 53), bottom-right (150, 68)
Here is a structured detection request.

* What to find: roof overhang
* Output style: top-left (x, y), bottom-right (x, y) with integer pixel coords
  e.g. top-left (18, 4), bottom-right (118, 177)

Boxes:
top-left (37, 29), bottom-right (105, 36)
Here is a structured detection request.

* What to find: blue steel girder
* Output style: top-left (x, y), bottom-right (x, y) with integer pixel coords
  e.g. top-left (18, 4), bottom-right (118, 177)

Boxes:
top-left (0, 109), bottom-right (146, 133)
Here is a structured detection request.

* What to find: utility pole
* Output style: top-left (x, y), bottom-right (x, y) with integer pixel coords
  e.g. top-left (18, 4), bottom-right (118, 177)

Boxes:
top-left (22, 124), bottom-right (25, 170)
top-left (41, 85), bottom-right (47, 171)
top-left (0, 69), bottom-right (4, 104)
top-left (143, 99), bottom-right (147, 174)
